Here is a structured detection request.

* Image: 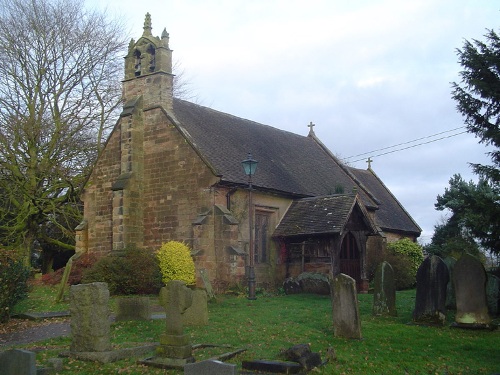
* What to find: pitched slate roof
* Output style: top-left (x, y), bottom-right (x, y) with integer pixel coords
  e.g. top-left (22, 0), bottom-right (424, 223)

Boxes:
top-left (172, 99), bottom-right (359, 196)
top-left (273, 194), bottom-right (375, 237)
top-left (349, 167), bottom-right (422, 234)
top-left (170, 98), bottom-right (421, 236)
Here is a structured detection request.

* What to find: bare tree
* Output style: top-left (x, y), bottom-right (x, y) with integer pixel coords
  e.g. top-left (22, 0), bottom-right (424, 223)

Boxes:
top-left (0, 0), bottom-right (127, 266)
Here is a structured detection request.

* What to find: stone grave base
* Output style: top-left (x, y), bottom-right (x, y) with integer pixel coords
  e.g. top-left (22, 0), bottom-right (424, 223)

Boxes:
top-left (59, 344), bottom-right (156, 363)
top-left (242, 359), bottom-right (304, 374)
top-left (139, 344), bottom-right (246, 370)
top-left (139, 356), bottom-right (195, 369)
top-left (450, 322), bottom-right (497, 330)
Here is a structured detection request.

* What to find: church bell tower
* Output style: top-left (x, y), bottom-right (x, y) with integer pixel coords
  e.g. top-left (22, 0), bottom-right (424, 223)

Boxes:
top-left (123, 13), bottom-right (174, 110)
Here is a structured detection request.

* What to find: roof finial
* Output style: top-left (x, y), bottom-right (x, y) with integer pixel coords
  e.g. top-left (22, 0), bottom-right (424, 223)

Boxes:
top-left (307, 121), bottom-right (315, 136)
top-left (366, 157), bottom-right (373, 169)
top-left (143, 13), bottom-right (152, 36)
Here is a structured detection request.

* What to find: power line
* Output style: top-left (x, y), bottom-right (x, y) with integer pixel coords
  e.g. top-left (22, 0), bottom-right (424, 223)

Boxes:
top-left (344, 126), bottom-right (465, 161)
top-left (347, 130), bottom-right (468, 163)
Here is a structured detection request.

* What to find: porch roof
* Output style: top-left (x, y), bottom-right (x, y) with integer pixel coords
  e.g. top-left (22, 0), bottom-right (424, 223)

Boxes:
top-left (273, 194), bottom-right (375, 238)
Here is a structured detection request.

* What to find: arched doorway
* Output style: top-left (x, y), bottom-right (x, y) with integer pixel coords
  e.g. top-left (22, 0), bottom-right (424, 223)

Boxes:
top-left (340, 232), bottom-right (361, 287)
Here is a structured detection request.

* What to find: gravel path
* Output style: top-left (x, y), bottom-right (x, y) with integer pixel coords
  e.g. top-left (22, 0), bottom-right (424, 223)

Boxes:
top-left (0, 321), bottom-right (70, 347)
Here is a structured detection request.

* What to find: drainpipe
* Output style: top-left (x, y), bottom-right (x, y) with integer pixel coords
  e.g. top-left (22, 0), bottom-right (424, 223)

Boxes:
top-left (226, 187), bottom-right (238, 210)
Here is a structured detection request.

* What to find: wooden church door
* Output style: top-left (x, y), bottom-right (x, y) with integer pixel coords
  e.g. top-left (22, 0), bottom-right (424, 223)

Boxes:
top-left (339, 232), bottom-right (361, 287)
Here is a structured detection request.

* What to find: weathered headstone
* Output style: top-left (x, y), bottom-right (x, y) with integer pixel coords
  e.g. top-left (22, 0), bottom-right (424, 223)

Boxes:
top-left (184, 359), bottom-right (238, 375)
top-left (453, 253), bottom-right (492, 327)
top-left (372, 261), bottom-right (397, 316)
top-left (443, 256), bottom-right (456, 310)
top-left (70, 282), bottom-right (111, 352)
top-left (199, 268), bottom-right (215, 299)
top-left (413, 255), bottom-right (449, 325)
top-left (0, 349), bottom-right (37, 375)
top-left (115, 296), bottom-right (151, 321)
top-left (154, 280), bottom-right (194, 367)
top-left (486, 273), bottom-right (500, 317)
top-left (183, 289), bottom-right (208, 326)
top-left (331, 273), bottom-right (362, 339)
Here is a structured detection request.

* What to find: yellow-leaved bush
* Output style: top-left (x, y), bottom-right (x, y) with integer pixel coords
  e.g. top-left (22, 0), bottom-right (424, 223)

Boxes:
top-left (156, 241), bottom-right (195, 285)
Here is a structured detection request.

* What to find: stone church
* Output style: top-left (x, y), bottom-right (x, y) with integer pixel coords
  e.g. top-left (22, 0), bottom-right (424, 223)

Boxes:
top-left (76, 14), bottom-right (421, 292)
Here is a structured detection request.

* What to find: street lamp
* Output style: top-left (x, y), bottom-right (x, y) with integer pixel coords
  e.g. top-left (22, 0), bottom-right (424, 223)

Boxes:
top-left (241, 153), bottom-right (258, 300)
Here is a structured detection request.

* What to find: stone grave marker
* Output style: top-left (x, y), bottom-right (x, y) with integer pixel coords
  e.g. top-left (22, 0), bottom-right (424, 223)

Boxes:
top-left (453, 253), bottom-right (492, 327)
top-left (183, 288), bottom-right (209, 326)
top-left (116, 296), bottom-right (151, 321)
top-left (443, 256), bottom-right (456, 310)
top-left (149, 280), bottom-right (195, 368)
top-left (331, 273), bottom-right (362, 339)
top-left (70, 282), bottom-right (111, 352)
top-left (199, 268), bottom-right (215, 299)
top-left (413, 255), bottom-right (449, 325)
top-left (0, 349), bottom-right (37, 375)
top-left (486, 273), bottom-right (499, 317)
top-left (372, 261), bottom-right (397, 316)
top-left (184, 359), bottom-right (238, 375)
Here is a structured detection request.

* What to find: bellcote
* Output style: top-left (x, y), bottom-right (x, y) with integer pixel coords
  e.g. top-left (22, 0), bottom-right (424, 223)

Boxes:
top-left (124, 13), bottom-right (172, 79)
top-left (123, 13), bottom-right (174, 110)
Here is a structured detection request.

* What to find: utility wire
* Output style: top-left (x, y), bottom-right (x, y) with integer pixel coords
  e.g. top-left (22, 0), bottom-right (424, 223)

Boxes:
top-left (347, 130), bottom-right (468, 163)
top-left (344, 126), bottom-right (466, 161)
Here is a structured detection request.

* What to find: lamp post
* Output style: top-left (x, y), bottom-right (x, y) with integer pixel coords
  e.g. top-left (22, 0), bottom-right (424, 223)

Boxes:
top-left (241, 153), bottom-right (258, 300)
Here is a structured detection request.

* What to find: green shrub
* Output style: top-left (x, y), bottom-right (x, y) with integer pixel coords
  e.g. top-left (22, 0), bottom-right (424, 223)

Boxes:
top-left (387, 238), bottom-right (424, 277)
top-left (82, 246), bottom-right (162, 295)
top-left (0, 249), bottom-right (30, 323)
top-left (156, 241), bottom-right (195, 285)
top-left (40, 252), bottom-right (98, 286)
top-left (367, 238), bottom-right (424, 290)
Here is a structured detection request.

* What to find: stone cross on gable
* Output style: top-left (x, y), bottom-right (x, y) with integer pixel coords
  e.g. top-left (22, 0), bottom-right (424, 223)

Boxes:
top-left (366, 157), bottom-right (373, 169)
top-left (307, 121), bottom-right (315, 136)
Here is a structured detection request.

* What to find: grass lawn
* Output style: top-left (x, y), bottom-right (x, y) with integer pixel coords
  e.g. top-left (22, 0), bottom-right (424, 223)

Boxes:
top-left (7, 285), bottom-right (500, 374)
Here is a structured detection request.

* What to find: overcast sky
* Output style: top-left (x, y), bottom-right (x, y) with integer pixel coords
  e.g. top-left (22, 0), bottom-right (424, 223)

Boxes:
top-left (89, 0), bottom-right (499, 244)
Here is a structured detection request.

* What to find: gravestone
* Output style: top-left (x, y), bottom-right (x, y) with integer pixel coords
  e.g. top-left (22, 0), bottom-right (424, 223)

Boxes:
top-left (331, 273), bottom-right (362, 339)
top-left (183, 289), bottom-right (209, 326)
top-left (116, 296), bottom-right (151, 321)
top-left (154, 280), bottom-right (194, 368)
top-left (413, 255), bottom-right (449, 325)
top-left (372, 261), bottom-right (397, 316)
top-left (70, 282), bottom-right (111, 352)
top-left (0, 349), bottom-right (36, 375)
top-left (443, 256), bottom-right (456, 310)
top-left (184, 359), bottom-right (238, 375)
top-left (486, 274), bottom-right (500, 317)
top-left (453, 253), bottom-right (491, 327)
top-left (199, 268), bottom-right (215, 299)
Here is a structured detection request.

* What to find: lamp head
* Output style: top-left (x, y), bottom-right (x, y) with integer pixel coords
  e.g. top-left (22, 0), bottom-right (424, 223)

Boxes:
top-left (241, 153), bottom-right (258, 177)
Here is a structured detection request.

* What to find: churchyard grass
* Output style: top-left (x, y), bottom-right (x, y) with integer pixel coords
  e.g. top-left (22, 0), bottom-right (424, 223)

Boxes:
top-left (8, 285), bottom-right (500, 374)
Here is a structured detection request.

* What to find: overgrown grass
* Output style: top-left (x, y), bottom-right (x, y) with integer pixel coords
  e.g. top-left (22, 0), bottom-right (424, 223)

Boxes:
top-left (8, 286), bottom-right (500, 374)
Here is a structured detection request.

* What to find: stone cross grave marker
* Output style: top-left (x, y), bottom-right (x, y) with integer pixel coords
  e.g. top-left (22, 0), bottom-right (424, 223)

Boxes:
top-left (453, 253), bottom-right (491, 327)
top-left (70, 282), bottom-right (111, 352)
top-left (331, 273), bottom-right (362, 339)
top-left (372, 261), bottom-right (397, 316)
top-left (413, 255), bottom-right (449, 325)
top-left (0, 349), bottom-right (37, 375)
top-left (184, 359), bottom-right (238, 375)
top-left (156, 280), bottom-right (194, 367)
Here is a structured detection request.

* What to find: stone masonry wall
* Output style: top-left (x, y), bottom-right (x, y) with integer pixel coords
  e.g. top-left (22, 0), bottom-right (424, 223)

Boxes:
top-left (141, 108), bottom-right (219, 250)
top-left (83, 125), bottom-right (122, 257)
